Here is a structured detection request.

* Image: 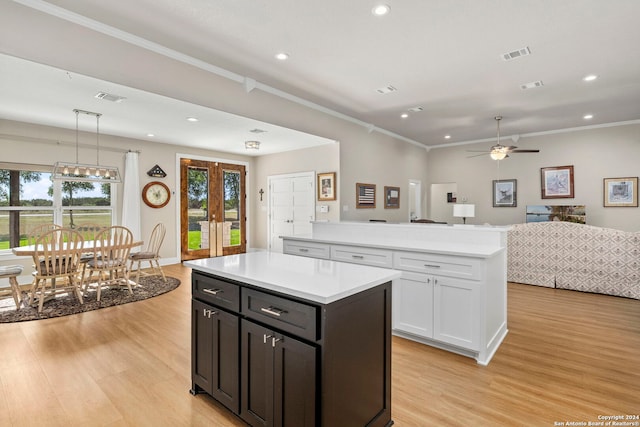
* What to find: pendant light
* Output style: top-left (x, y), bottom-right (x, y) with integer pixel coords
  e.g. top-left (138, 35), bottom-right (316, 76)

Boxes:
top-left (52, 109), bottom-right (121, 182)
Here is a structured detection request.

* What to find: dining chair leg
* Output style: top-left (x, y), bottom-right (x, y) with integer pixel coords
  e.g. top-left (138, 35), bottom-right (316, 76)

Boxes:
top-left (154, 260), bottom-right (167, 282)
top-left (8, 276), bottom-right (22, 309)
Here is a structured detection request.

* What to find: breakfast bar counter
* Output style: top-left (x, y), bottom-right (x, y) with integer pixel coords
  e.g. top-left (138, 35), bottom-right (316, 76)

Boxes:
top-left (185, 252), bottom-right (400, 427)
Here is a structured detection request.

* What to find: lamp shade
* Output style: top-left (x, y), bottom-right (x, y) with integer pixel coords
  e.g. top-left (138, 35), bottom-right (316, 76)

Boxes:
top-left (453, 204), bottom-right (475, 218)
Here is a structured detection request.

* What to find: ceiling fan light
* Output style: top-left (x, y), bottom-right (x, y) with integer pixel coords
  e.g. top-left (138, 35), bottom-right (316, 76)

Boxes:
top-left (490, 148), bottom-right (508, 160)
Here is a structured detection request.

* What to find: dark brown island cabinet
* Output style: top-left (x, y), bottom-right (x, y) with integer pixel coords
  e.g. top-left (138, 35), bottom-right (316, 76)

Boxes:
top-left (186, 252), bottom-right (401, 427)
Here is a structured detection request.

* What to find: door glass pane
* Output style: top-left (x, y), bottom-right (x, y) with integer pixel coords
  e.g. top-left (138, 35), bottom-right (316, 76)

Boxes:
top-left (188, 167), bottom-right (209, 251)
top-left (223, 169), bottom-right (241, 247)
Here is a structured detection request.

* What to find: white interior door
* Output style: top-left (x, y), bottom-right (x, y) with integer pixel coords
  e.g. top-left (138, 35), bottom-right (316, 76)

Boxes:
top-left (268, 172), bottom-right (315, 252)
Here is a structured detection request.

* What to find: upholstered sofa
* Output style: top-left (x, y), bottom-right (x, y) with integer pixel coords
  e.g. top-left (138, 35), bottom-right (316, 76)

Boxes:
top-left (507, 221), bottom-right (640, 299)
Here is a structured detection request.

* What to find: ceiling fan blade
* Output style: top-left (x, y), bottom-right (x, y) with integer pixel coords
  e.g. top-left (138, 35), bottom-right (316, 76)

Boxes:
top-left (503, 146), bottom-right (518, 151)
top-left (467, 153), bottom-right (490, 158)
top-left (511, 149), bottom-right (540, 153)
top-left (466, 150), bottom-right (491, 153)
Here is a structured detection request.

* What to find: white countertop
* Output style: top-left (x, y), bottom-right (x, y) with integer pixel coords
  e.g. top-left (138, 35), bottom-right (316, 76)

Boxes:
top-left (184, 252), bottom-right (401, 304)
top-left (283, 235), bottom-right (503, 258)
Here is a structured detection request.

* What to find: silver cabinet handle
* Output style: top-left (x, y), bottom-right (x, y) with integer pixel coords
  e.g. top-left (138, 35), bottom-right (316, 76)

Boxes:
top-left (261, 306), bottom-right (286, 317)
top-left (272, 337), bottom-right (282, 348)
top-left (263, 334), bottom-right (273, 344)
top-left (203, 288), bottom-right (223, 295)
top-left (203, 308), bottom-right (217, 318)
top-left (351, 255), bottom-right (364, 259)
top-left (424, 264), bottom-right (441, 268)
top-left (299, 248), bottom-right (309, 252)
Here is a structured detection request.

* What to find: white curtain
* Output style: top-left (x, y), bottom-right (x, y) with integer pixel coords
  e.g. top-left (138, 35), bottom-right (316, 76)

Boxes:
top-left (121, 151), bottom-right (141, 241)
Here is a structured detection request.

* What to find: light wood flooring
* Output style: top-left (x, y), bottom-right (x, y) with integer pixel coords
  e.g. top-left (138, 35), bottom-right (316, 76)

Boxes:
top-left (1, 263), bottom-right (638, 426)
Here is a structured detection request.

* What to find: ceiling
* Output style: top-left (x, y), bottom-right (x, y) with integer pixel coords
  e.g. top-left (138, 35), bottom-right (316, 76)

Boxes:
top-left (2, 0), bottom-right (640, 153)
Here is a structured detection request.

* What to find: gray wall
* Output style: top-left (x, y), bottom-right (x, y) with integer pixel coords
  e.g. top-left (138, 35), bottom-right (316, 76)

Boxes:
top-left (427, 122), bottom-right (640, 231)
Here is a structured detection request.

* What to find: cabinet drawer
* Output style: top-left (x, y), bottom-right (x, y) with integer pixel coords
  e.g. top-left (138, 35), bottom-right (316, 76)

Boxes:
top-left (283, 240), bottom-right (331, 259)
top-left (331, 245), bottom-right (393, 268)
top-left (242, 288), bottom-right (319, 341)
top-left (193, 272), bottom-right (240, 312)
top-left (394, 252), bottom-right (481, 280)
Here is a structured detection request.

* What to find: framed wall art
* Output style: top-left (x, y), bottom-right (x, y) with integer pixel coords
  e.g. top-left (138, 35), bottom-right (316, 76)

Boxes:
top-left (356, 183), bottom-right (376, 208)
top-left (603, 177), bottom-right (638, 207)
top-left (317, 172), bottom-right (337, 201)
top-left (541, 165), bottom-right (574, 199)
top-left (384, 186), bottom-right (400, 209)
top-left (492, 179), bottom-right (517, 207)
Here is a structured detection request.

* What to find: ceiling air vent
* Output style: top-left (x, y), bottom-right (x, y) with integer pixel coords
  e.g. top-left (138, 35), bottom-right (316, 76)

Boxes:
top-left (375, 85), bottom-right (397, 94)
top-left (249, 128), bottom-right (267, 134)
top-left (501, 46), bottom-right (531, 61)
top-left (95, 92), bottom-right (126, 103)
top-left (407, 106), bottom-right (423, 113)
top-left (521, 80), bottom-right (544, 90)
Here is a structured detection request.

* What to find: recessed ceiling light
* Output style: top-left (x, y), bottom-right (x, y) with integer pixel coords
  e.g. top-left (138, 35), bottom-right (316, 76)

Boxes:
top-left (372, 4), bottom-right (390, 16)
top-left (583, 114), bottom-right (594, 120)
top-left (275, 52), bottom-right (289, 61)
top-left (444, 135), bottom-right (451, 139)
top-left (400, 113), bottom-right (409, 119)
top-left (186, 117), bottom-right (199, 122)
top-left (147, 133), bottom-right (155, 137)
top-left (583, 74), bottom-right (598, 82)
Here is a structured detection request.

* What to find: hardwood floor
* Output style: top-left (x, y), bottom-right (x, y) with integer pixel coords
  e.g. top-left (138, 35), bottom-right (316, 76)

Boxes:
top-left (1, 263), bottom-right (638, 426)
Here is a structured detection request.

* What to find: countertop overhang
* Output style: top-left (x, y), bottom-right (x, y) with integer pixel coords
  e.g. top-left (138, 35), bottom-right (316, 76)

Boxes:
top-left (185, 252), bottom-right (400, 304)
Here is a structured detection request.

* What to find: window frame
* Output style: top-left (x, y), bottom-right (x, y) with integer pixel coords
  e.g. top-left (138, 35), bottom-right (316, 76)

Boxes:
top-left (0, 162), bottom-right (117, 254)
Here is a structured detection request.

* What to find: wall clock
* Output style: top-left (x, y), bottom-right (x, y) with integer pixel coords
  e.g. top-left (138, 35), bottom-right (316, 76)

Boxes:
top-left (142, 181), bottom-right (170, 208)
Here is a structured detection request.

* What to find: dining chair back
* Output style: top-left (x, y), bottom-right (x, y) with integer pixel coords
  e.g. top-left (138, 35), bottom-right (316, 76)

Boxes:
top-left (74, 223), bottom-right (104, 240)
top-left (29, 228), bottom-right (85, 312)
top-left (27, 223), bottom-right (62, 246)
top-left (129, 223), bottom-right (167, 283)
top-left (83, 225), bottom-right (134, 302)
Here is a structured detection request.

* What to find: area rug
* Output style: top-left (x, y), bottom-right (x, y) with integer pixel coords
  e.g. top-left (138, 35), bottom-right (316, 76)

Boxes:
top-left (0, 276), bottom-right (180, 323)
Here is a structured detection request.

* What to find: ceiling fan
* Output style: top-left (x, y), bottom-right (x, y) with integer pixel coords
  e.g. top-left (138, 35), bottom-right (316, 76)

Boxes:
top-left (468, 116), bottom-right (540, 160)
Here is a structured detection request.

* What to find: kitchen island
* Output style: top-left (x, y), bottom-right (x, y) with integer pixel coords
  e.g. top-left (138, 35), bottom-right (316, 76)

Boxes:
top-left (283, 221), bottom-right (510, 365)
top-left (185, 252), bottom-right (401, 427)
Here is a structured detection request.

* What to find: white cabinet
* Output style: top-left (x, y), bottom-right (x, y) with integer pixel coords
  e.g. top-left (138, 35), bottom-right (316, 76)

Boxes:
top-left (432, 275), bottom-right (480, 351)
top-left (282, 240), bottom-right (330, 259)
top-left (393, 271), bottom-right (433, 337)
top-left (392, 267), bottom-right (479, 351)
top-left (331, 245), bottom-right (393, 268)
top-left (282, 222), bottom-right (508, 365)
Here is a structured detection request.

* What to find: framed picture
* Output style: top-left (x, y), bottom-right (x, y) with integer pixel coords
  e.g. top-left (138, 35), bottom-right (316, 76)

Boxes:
top-left (603, 177), bottom-right (638, 207)
top-left (356, 183), bottom-right (376, 208)
top-left (541, 165), bottom-right (574, 199)
top-left (493, 179), bottom-right (517, 207)
top-left (384, 186), bottom-right (400, 209)
top-left (317, 172), bottom-right (336, 201)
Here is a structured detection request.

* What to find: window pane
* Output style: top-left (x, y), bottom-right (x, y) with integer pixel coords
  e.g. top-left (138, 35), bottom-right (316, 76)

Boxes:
top-left (61, 209), bottom-right (112, 230)
top-left (0, 210), bottom-right (55, 249)
top-left (223, 169), bottom-right (241, 247)
top-left (187, 167), bottom-right (209, 250)
top-left (61, 181), bottom-right (111, 206)
top-left (0, 169), bottom-right (54, 248)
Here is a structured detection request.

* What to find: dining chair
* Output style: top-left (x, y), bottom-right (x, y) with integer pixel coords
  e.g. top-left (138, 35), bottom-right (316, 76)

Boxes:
top-left (83, 225), bottom-right (134, 302)
top-left (27, 223), bottom-right (63, 246)
top-left (0, 265), bottom-right (25, 310)
top-left (29, 228), bottom-right (85, 313)
top-left (129, 223), bottom-right (167, 284)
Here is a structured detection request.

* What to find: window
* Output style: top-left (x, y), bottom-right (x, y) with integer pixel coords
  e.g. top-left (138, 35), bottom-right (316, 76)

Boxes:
top-left (0, 162), bottom-right (114, 251)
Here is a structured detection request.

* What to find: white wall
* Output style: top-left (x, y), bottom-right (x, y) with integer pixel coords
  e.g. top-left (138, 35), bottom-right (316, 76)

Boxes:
top-left (253, 143), bottom-right (340, 249)
top-left (427, 122), bottom-right (640, 231)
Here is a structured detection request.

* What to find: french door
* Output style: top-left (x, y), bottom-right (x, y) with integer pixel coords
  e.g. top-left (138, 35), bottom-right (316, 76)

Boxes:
top-left (180, 158), bottom-right (246, 261)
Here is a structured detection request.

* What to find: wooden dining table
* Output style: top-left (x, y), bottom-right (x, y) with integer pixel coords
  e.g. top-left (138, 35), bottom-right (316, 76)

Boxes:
top-left (11, 240), bottom-right (143, 257)
top-left (11, 240), bottom-right (145, 306)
